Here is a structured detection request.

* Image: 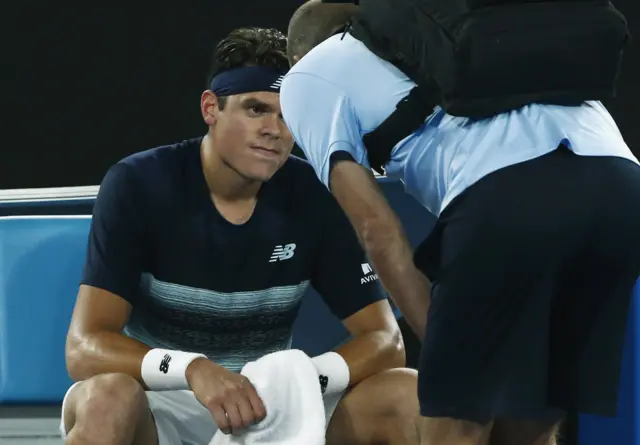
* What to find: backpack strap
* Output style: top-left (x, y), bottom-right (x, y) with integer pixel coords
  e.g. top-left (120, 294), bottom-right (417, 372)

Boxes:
top-left (349, 20), bottom-right (438, 174)
top-left (364, 85), bottom-right (438, 175)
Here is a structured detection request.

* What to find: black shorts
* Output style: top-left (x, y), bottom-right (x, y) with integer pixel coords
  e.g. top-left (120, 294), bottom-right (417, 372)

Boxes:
top-left (414, 147), bottom-right (640, 424)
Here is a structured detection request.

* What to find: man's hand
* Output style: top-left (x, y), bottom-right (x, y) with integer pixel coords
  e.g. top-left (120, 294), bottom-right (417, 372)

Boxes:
top-left (186, 358), bottom-right (266, 435)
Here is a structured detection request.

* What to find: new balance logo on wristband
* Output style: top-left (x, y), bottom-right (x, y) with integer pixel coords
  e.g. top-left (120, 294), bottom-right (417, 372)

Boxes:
top-left (159, 354), bottom-right (172, 374)
top-left (319, 375), bottom-right (329, 394)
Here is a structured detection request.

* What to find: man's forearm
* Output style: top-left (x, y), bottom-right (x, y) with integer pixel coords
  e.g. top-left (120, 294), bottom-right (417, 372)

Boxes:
top-left (361, 216), bottom-right (430, 340)
top-left (66, 331), bottom-right (151, 384)
top-left (328, 160), bottom-right (430, 340)
top-left (335, 328), bottom-right (405, 386)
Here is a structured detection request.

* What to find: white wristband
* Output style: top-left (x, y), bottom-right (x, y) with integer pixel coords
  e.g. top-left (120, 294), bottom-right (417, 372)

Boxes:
top-left (141, 349), bottom-right (207, 391)
top-left (311, 352), bottom-right (350, 396)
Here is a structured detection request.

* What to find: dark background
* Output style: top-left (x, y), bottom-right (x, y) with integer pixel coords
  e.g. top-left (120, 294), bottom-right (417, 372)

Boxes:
top-left (3, 0), bottom-right (639, 189)
top-left (2, 3), bottom-right (639, 444)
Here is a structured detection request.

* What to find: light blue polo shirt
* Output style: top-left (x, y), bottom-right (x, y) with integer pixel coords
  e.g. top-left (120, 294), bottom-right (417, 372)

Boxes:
top-left (280, 33), bottom-right (638, 216)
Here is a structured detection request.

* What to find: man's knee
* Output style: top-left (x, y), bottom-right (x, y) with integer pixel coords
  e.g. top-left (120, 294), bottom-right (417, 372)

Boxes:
top-left (489, 419), bottom-right (562, 445)
top-left (368, 368), bottom-right (419, 416)
top-left (328, 368), bottom-right (420, 445)
top-left (418, 417), bottom-right (492, 445)
top-left (64, 373), bottom-right (148, 433)
top-left (351, 367), bottom-right (419, 419)
top-left (416, 417), bottom-right (561, 445)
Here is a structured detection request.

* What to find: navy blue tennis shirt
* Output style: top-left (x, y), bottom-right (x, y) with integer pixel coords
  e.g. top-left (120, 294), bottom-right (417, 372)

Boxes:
top-left (82, 138), bottom-right (385, 371)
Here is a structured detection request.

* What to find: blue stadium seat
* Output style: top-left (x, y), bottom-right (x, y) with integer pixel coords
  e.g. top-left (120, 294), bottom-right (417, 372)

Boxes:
top-left (578, 278), bottom-right (640, 445)
top-left (0, 181), bottom-right (432, 403)
top-left (1, 183), bottom-right (638, 445)
top-left (0, 215), bottom-right (91, 404)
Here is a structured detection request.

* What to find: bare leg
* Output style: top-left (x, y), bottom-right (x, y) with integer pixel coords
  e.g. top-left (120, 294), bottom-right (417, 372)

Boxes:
top-left (63, 373), bottom-right (158, 445)
top-left (489, 419), bottom-right (562, 445)
top-left (417, 415), bottom-right (492, 445)
top-left (326, 368), bottom-right (421, 445)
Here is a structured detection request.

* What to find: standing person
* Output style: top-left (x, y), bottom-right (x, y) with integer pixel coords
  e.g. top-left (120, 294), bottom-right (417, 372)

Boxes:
top-left (280, 1), bottom-right (640, 444)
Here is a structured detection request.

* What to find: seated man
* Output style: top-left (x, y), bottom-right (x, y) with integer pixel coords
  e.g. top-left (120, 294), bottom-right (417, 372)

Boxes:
top-left (60, 27), bottom-right (419, 445)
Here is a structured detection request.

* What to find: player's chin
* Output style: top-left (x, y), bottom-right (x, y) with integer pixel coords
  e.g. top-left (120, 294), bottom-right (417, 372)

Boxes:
top-left (240, 159), bottom-right (284, 182)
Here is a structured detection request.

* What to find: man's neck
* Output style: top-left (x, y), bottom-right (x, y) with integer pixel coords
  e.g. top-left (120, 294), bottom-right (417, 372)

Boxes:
top-left (200, 135), bottom-right (261, 202)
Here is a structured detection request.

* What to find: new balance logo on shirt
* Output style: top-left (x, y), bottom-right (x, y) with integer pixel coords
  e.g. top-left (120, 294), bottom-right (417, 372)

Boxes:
top-left (361, 262), bottom-right (379, 284)
top-left (270, 244), bottom-right (297, 262)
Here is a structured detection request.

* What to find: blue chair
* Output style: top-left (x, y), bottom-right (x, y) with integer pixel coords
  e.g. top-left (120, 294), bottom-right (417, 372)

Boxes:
top-left (0, 180), bottom-right (433, 404)
top-left (578, 279), bottom-right (640, 445)
top-left (0, 215), bottom-right (91, 404)
top-left (0, 214), bottom-right (348, 404)
top-left (5, 183), bottom-right (638, 445)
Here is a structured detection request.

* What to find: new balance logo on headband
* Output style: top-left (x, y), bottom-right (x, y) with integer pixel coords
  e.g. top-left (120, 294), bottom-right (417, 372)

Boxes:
top-left (270, 75), bottom-right (284, 90)
top-left (210, 67), bottom-right (287, 96)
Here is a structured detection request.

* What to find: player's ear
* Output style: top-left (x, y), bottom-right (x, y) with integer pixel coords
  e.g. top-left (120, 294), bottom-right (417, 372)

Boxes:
top-left (288, 53), bottom-right (301, 67)
top-left (201, 90), bottom-right (220, 125)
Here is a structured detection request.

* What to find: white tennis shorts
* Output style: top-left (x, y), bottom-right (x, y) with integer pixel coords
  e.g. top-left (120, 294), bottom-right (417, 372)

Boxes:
top-left (59, 381), bottom-right (343, 445)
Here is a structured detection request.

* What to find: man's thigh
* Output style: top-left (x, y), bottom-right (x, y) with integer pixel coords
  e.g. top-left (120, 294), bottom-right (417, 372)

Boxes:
top-left (547, 156), bottom-right (640, 417)
top-left (489, 419), bottom-right (562, 445)
top-left (146, 389), bottom-right (216, 445)
top-left (416, 237), bottom-right (562, 423)
top-left (60, 380), bottom-right (214, 445)
top-left (326, 368), bottom-right (420, 445)
top-left (414, 148), bottom-right (597, 423)
top-left (60, 376), bottom-right (159, 445)
top-left (416, 148), bottom-right (640, 424)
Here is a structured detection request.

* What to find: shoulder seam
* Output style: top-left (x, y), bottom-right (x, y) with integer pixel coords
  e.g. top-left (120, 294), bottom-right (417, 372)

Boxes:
top-left (283, 72), bottom-right (349, 96)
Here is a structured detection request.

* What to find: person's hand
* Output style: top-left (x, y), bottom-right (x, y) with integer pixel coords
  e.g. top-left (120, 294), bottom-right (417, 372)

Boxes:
top-left (186, 357), bottom-right (266, 434)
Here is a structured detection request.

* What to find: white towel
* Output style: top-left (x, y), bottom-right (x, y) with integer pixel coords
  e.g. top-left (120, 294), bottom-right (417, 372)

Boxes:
top-left (209, 349), bottom-right (326, 445)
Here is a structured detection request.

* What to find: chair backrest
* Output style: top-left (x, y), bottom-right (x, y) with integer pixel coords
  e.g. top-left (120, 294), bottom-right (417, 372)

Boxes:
top-left (0, 216), bottom-right (91, 404)
top-left (0, 181), bottom-right (435, 404)
top-left (578, 279), bottom-right (640, 445)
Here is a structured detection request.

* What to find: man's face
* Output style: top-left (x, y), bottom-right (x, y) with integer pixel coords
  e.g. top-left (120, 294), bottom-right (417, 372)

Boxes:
top-left (202, 91), bottom-right (294, 181)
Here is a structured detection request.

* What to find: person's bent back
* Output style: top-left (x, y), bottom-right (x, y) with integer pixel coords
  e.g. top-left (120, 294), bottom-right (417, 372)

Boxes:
top-left (280, 2), bottom-right (640, 445)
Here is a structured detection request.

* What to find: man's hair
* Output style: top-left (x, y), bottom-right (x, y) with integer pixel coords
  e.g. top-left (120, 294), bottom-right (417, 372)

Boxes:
top-left (287, 0), bottom-right (358, 64)
top-left (207, 27), bottom-right (288, 109)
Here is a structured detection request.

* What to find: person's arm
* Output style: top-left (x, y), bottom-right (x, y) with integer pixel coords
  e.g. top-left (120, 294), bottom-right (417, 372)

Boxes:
top-left (66, 163), bottom-right (267, 429)
top-left (335, 301), bottom-right (404, 383)
top-left (330, 160), bottom-right (429, 339)
top-left (66, 286), bottom-right (149, 382)
top-left (309, 190), bottom-right (404, 388)
top-left (65, 164), bottom-right (161, 384)
top-left (280, 74), bottom-right (430, 339)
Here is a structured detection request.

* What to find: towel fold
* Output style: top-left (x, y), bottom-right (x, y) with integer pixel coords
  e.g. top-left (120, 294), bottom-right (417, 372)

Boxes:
top-left (209, 349), bottom-right (326, 445)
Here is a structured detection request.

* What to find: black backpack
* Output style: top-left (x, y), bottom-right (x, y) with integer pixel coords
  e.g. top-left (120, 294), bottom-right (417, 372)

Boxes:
top-left (339, 0), bottom-right (630, 174)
